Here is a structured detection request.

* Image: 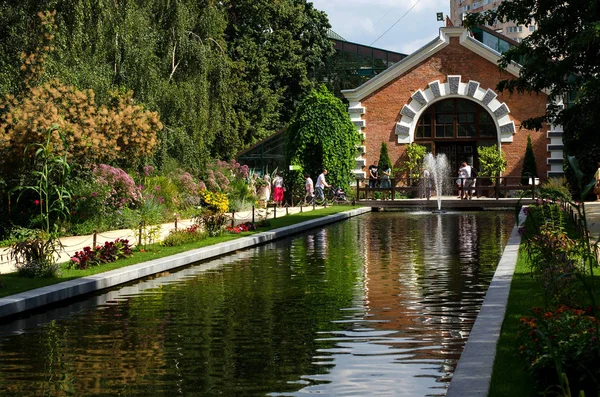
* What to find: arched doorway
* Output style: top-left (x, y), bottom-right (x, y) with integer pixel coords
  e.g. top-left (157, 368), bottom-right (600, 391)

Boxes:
top-left (415, 98), bottom-right (498, 172)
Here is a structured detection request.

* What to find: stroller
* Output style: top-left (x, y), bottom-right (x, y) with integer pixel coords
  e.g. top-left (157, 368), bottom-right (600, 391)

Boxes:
top-left (330, 186), bottom-right (347, 203)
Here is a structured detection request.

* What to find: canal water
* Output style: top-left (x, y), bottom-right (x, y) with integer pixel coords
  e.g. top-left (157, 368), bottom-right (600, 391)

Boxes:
top-left (0, 211), bottom-right (515, 396)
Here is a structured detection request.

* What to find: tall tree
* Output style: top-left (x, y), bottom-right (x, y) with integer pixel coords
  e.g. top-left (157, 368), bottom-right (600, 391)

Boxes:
top-left (223, 0), bottom-right (333, 146)
top-left (464, 1), bottom-right (600, 191)
top-left (521, 134), bottom-right (538, 185)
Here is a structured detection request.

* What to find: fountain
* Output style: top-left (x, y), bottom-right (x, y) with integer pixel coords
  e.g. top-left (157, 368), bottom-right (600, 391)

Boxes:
top-left (423, 153), bottom-right (451, 211)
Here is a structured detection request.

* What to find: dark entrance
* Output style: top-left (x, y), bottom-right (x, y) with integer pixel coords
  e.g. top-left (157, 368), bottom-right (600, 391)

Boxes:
top-left (436, 142), bottom-right (476, 175)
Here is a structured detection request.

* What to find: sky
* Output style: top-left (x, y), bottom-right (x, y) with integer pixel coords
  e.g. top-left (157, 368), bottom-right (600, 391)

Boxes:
top-left (310, 0), bottom-right (451, 55)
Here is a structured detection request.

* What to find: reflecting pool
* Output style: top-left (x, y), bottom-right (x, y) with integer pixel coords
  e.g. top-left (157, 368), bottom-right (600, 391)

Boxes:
top-left (0, 211), bottom-right (515, 396)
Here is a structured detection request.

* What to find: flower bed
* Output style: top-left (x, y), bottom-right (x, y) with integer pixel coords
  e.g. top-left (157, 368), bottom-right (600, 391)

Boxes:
top-left (69, 239), bottom-right (133, 270)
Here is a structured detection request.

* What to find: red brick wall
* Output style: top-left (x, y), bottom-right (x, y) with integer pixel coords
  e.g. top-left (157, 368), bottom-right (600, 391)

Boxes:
top-left (356, 37), bottom-right (549, 179)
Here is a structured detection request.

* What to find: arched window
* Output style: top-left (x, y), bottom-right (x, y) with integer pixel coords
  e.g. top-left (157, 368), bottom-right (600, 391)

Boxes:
top-left (415, 98), bottom-right (496, 141)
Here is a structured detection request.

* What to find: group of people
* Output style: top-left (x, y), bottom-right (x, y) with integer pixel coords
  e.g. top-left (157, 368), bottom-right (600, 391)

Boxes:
top-left (259, 172), bottom-right (285, 206)
top-left (368, 160), bottom-right (392, 189)
top-left (304, 169), bottom-right (330, 204)
top-left (456, 161), bottom-right (477, 200)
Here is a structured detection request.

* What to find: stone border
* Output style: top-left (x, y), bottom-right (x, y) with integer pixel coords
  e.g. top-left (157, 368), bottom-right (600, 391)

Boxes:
top-left (0, 207), bottom-right (372, 320)
top-left (446, 210), bottom-right (525, 396)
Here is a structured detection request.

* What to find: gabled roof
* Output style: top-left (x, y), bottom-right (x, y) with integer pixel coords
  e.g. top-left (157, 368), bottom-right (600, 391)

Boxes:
top-left (341, 27), bottom-right (521, 102)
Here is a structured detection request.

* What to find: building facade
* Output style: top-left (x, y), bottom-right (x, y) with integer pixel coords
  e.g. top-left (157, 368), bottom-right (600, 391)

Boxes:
top-left (450, 0), bottom-right (536, 42)
top-left (342, 28), bottom-right (563, 181)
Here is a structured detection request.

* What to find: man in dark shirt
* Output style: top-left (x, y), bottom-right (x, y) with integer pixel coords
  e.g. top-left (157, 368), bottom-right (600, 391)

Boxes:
top-left (368, 160), bottom-right (378, 189)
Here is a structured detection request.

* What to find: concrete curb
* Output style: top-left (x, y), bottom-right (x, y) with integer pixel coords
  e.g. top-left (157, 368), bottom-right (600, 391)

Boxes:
top-left (0, 207), bottom-right (371, 320)
top-left (446, 209), bottom-right (525, 396)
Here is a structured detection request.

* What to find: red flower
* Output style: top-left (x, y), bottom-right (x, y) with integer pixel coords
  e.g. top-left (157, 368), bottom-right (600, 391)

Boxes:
top-left (34, 199), bottom-right (40, 205)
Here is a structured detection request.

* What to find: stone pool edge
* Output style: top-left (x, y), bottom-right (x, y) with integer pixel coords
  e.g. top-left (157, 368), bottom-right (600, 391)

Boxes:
top-left (446, 210), bottom-right (525, 397)
top-left (0, 207), bottom-right (372, 320)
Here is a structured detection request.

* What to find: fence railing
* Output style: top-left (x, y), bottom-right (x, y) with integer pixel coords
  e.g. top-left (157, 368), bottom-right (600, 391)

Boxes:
top-left (355, 176), bottom-right (538, 200)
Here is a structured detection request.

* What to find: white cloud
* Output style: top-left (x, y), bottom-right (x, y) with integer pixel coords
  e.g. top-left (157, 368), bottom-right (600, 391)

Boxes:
top-left (311, 0), bottom-right (449, 53)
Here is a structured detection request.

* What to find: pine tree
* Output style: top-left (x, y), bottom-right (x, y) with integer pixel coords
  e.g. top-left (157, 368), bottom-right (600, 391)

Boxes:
top-left (521, 135), bottom-right (538, 185)
top-left (378, 142), bottom-right (392, 171)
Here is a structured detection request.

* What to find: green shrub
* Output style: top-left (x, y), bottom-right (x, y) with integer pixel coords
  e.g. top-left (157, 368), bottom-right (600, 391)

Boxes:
top-left (142, 175), bottom-right (181, 211)
top-left (162, 225), bottom-right (206, 246)
top-left (538, 177), bottom-right (572, 202)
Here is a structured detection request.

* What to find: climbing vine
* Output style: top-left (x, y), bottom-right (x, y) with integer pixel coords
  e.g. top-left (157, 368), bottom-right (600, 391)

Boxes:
top-left (285, 85), bottom-right (360, 191)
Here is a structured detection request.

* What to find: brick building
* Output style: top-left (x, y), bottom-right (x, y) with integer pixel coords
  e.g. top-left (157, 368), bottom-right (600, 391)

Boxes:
top-left (342, 27), bottom-right (563, 181)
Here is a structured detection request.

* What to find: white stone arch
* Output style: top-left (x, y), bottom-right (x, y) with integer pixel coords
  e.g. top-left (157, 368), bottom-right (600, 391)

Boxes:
top-left (395, 75), bottom-right (516, 147)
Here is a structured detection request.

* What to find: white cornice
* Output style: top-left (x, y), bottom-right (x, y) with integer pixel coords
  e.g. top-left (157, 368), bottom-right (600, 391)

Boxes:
top-left (341, 27), bottom-right (522, 102)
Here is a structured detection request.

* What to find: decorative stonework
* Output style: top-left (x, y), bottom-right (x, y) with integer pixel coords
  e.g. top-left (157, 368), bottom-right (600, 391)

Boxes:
top-left (395, 75), bottom-right (516, 145)
top-left (467, 81), bottom-right (479, 97)
top-left (448, 76), bottom-right (461, 94)
top-left (493, 104), bottom-right (509, 118)
top-left (411, 90), bottom-right (428, 106)
top-left (352, 120), bottom-right (366, 128)
top-left (348, 106), bottom-right (365, 114)
top-left (499, 123), bottom-right (515, 134)
top-left (400, 105), bottom-right (416, 119)
top-left (429, 81), bottom-right (441, 97)
top-left (481, 89), bottom-right (497, 106)
top-left (395, 123), bottom-right (410, 136)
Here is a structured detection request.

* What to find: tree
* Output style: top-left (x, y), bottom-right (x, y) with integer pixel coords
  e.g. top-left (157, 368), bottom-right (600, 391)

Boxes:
top-left (0, 11), bottom-right (162, 173)
top-left (521, 134), bottom-right (538, 185)
top-left (378, 142), bottom-right (392, 171)
top-left (223, 0), bottom-right (333, 146)
top-left (464, 1), bottom-right (600, 192)
top-left (285, 85), bottom-right (360, 191)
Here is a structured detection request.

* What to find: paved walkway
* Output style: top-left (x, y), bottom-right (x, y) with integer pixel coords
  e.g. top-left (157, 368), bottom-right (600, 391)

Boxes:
top-left (0, 205), bottom-right (326, 274)
top-left (584, 201), bottom-right (600, 240)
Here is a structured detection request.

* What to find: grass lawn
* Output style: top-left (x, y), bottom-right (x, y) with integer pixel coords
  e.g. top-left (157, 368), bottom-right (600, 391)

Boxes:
top-left (0, 205), bottom-right (361, 298)
top-left (488, 252), bottom-right (542, 397)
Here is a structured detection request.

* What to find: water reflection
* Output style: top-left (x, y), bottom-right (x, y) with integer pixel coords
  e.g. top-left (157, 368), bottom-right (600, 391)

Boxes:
top-left (0, 212), bottom-right (514, 397)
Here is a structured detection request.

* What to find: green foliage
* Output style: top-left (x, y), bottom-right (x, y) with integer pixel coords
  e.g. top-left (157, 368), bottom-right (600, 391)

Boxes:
top-left (194, 208), bottom-right (229, 237)
top-left (10, 227), bottom-right (60, 278)
top-left (464, 1), bottom-right (600, 196)
top-left (518, 305), bottom-right (600, 394)
top-left (12, 126), bottom-right (72, 234)
top-left (378, 142), bottom-right (392, 171)
top-left (478, 145), bottom-right (507, 182)
top-left (401, 143), bottom-right (426, 179)
top-left (521, 135), bottom-right (538, 185)
top-left (538, 177), bottom-right (572, 203)
top-left (162, 224), bottom-right (206, 247)
top-left (141, 175), bottom-right (180, 212)
top-left (285, 85), bottom-right (360, 191)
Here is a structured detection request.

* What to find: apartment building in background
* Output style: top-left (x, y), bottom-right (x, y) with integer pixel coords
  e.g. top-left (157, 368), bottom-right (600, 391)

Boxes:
top-left (450, 0), bottom-right (536, 42)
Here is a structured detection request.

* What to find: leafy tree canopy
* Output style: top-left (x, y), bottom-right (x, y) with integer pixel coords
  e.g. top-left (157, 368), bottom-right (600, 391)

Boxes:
top-left (464, 1), bottom-right (600, 190)
top-left (0, 0), bottom-right (333, 172)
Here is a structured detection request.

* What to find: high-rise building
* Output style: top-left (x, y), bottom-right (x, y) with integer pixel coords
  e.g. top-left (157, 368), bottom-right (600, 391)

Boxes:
top-left (450, 0), bottom-right (536, 42)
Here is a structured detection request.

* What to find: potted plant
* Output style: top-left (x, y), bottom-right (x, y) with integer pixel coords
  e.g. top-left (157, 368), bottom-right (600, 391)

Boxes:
top-left (477, 145), bottom-right (507, 197)
top-left (401, 143), bottom-right (427, 186)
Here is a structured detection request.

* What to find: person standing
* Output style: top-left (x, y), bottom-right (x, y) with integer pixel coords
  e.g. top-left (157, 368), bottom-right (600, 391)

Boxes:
top-left (304, 174), bottom-right (314, 204)
top-left (422, 167), bottom-right (431, 200)
top-left (315, 169), bottom-right (330, 203)
top-left (458, 162), bottom-right (472, 200)
top-left (368, 160), bottom-right (379, 189)
top-left (272, 172), bottom-right (284, 207)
